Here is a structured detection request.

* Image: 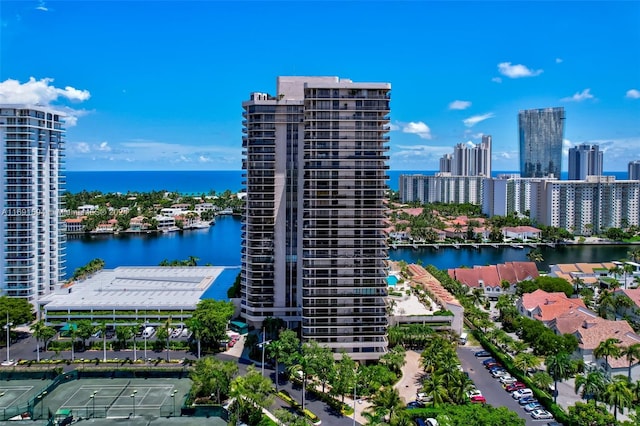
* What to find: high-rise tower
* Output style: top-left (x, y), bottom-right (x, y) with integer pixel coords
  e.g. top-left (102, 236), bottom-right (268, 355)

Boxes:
top-left (519, 107), bottom-right (565, 178)
top-left (241, 77), bottom-right (390, 360)
top-left (629, 160), bottom-right (640, 180)
top-left (568, 143), bottom-right (603, 180)
top-left (0, 106), bottom-right (66, 302)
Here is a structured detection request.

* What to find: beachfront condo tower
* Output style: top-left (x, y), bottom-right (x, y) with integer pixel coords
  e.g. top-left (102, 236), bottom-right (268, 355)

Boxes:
top-left (568, 143), bottom-right (603, 180)
top-left (0, 106), bottom-right (66, 302)
top-left (241, 77), bottom-right (390, 359)
top-left (519, 107), bottom-right (565, 178)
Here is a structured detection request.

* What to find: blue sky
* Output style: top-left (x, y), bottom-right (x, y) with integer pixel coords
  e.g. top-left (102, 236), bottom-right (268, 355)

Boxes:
top-left (1, 1), bottom-right (639, 172)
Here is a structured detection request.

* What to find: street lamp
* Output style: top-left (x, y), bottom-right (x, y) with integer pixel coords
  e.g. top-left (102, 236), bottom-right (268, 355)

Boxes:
top-left (258, 328), bottom-right (271, 377)
top-left (170, 390), bottom-right (178, 417)
top-left (144, 321), bottom-right (148, 362)
top-left (130, 390), bottom-right (137, 417)
top-left (38, 391), bottom-right (47, 420)
top-left (4, 312), bottom-right (13, 363)
top-left (89, 391), bottom-right (97, 418)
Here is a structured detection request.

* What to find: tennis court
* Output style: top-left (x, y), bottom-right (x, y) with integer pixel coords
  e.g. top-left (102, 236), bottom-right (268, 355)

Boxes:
top-left (42, 377), bottom-right (192, 419)
top-left (0, 379), bottom-right (51, 421)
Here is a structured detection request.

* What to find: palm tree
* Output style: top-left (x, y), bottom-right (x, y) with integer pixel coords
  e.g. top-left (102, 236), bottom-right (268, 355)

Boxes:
top-left (622, 343), bottom-right (640, 381)
top-left (546, 351), bottom-right (572, 403)
top-left (531, 371), bottom-right (554, 392)
top-left (597, 290), bottom-right (616, 319)
top-left (527, 249), bottom-right (544, 263)
top-left (603, 375), bottom-right (634, 421)
top-left (594, 338), bottom-right (622, 376)
top-left (623, 263), bottom-right (635, 289)
top-left (470, 288), bottom-right (485, 307)
top-left (30, 320), bottom-right (46, 362)
top-left (574, 370), bottom-right (607, 404)
top-left (288, 353), bottom-right (313, 413)
top-left (96, 321), bottom-right (108, 362)
top-left (421, 373), bottom-right (447, 406)
top-left (162, 316), bottom-right (172, 361)
top-left (514, 352), bottom-right (541, 374)
top-left (368, 386), bottom-right (403, 423)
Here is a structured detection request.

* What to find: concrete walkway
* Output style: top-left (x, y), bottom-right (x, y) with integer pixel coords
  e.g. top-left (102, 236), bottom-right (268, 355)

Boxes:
top-left (394, 350), bottom-right (423, 404)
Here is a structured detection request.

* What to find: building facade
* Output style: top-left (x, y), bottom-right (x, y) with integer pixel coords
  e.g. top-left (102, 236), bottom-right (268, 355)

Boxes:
top-left (519, 107), bottom-right (565, 178)
top-left (481, 175), bottom-right (547, 220)
top-left (629, 160), bottom-right (640, 180)
top-left (399, 174), bottom-right (484, 205)
top-left (438, 135), bottom-right (492, 177)
top-left (0, 106), bottom-right (66, 302)
top-left (568, 143), bottom-right (603, 180)
top-left (543, 176), bottom-right (640, 234)
top-left (241, 76), bottom-right (389, 359)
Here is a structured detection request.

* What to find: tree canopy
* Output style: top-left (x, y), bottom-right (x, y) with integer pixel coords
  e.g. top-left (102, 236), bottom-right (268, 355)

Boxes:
top-left (0, 296), bottom-right (34, 326)
top-left (189, 299), bottom-right (235, 351)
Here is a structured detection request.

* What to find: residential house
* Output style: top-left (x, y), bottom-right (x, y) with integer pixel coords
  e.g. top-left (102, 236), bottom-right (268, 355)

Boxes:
top-left (449, 261), bottom-right (539, 300)
top-left (63, 218), bottom-right (85, 233)
top-left (517, 289), bottom-right (586, 325)
top-left (502, 225), bottom-right (542, 241)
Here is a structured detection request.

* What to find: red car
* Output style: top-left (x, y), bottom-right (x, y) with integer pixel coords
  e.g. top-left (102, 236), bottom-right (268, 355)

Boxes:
top-left (505, 382), bottom-right (526, 392)
top-left (470, 395), bottom-right (487, 404)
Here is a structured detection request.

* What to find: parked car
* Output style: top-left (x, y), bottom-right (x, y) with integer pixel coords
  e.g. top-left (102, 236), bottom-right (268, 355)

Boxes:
top-left (407, 401), bottom-right (425, 409)
top-left (523, 402), bottom-right (543, 412)
top-left (482, 358), bottom-right (497, 365)
top-left (499, 376), bottom-right (517, 385)
top-left (518, 396), bottom-right (537, 405)
top-left (467, 389), bottom-right (483, 398)
top-left (491, 370), bottom-right (511, 378)
top-left (505, 382), bottom-right (526, 392)
top-left (512, 389), bottom-right (534, 400)
top-left (474, 350), bottom-right (491, 357)
top-left (470, 395), bottom-right (487, 404)
top-left (531, 409), bottom-right (554, 420)
top-left (485, 362), bottom-right (502, 369)
top-left (425, 419), bottom-right (439, 426)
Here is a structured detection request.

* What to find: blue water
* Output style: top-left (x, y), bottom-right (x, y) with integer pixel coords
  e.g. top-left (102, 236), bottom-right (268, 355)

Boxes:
top-left (387, 275), bottom-right (398, 286)
top-left (65, 170), bottom-right (630, 194)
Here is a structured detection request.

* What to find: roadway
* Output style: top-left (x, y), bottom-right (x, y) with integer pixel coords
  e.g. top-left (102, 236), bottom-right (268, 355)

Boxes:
top-left (457, 346), bottom-right (554, 426)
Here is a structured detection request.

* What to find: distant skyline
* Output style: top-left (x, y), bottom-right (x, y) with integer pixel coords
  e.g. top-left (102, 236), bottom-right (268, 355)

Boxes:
top-left (1, 1), bottom-right (639, 172)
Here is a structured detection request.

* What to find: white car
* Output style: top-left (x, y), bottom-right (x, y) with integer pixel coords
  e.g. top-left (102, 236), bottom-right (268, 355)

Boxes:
top-left (530, 409), bottom-right (553, 420)
top-left (491, 370), bottom-right (510, 378)
top-left (512, 389), bottom-right (533, 400)
top-left (499, 376), bottom-right (517, 385)
top-left (466, 389), bottom-right (483, 398)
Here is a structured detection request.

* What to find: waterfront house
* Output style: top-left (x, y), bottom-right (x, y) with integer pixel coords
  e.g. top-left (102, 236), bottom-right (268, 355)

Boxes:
top-left (129, 215), bottom-right (149, 232)
top-left (63, 218), bottom-right (85, 233)
top-left (449, 261), bottom-right (539, 300)
top-left (77, 204), bottom-right (99, 215)
top-left (154, 215), bottom-right (176, 231)
top-left (612, 288), bottom-right (640, 325)
top-left (502, 225), bottom-right (542, 241)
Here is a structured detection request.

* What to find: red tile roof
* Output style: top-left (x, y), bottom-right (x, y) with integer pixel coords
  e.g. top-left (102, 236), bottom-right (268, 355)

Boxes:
top-left (521, 289), bottom-right (586, 322)
top-left (448, 262), bottom-right (539, 289)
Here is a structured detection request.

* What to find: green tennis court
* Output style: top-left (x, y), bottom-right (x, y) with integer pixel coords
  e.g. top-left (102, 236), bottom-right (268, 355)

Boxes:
top-left (39, 377), bottom-right (192, 419)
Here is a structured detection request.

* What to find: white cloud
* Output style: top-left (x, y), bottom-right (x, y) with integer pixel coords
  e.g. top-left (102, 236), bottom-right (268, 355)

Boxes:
top-left (392, 143), bottom-right (452, 160)
top-left (626, 89), bottom-right (640, 99)
top-left (463, 113), bottom-right (495, 127)
top-left (35, 0), bottom-right (48, 11)
top-left (0, 77), bottom-right (90, 103)
top-left (560, 88), bottom-right (594, 102)
top-left (562, 138), bottom-right (573, 157)
top-left (555, 58), bottom-right (563, 64)
top-left (97, 142), bottom-right (111, 152)
top-left (497, 62), bottom-right (543, 78)
top-left (198, 155), bottom-right (212, 163)
top-left (491, 77), bottom-right (502, 83)
top-left (0, 77), bottom-right (90, 126)
top-left (448, 100), bottom-right (472, 110)
top-left (402, 121), bottom-right (432, 139)
top-left (75, 142), bottom-right (90, 154)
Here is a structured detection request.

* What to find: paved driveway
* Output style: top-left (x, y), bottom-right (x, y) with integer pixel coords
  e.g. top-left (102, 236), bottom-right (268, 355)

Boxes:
top-left (458, 346), bottom-right (554, 426)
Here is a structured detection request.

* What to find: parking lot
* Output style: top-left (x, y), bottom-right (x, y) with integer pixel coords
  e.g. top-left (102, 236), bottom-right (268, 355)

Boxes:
top-left (457, 346), bottom-right (556, 426)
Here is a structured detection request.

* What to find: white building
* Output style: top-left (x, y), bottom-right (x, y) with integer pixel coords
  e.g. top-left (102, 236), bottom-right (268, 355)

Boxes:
top-left (482, 175), bottom-right (547, 219)
top-left (0, 106), bottom-right (66, 302)
top-left (543, 176), bottom-right (640, 235)
top-left (399, 174), bottom-right (484, 205)
top-left (242, 76), bottom-right (390, 360)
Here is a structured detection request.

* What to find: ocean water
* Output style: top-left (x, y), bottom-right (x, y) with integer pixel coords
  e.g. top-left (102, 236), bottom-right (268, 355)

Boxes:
top-left (65, 170), bottom-right (630, 195)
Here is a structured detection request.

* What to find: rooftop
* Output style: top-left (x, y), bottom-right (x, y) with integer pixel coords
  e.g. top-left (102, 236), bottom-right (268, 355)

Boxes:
top-left (41, 266), bottom-right (233, 311)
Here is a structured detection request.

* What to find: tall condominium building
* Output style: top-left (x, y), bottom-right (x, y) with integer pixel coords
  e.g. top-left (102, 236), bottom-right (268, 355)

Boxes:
top-left (400, 174), bottom-right (484, 205)
top-left (483, 174), bottom-right (640, 235)
top-left (439, 135), bottom-right (492, 177)
top-left (482, 176), bottom-right (547, 220)
top-left (0, 106), bottom-right (66, 302)
top-left (241, 76), bottom-right (390, 360)
top-left (629, 160), bottom-right (640, 180)
top-left (519, 107), bottom-right (565, 178)
top-left (568, 143), bottom-right (603, 180)
top-left (543, 176), bottom-right (640, 235)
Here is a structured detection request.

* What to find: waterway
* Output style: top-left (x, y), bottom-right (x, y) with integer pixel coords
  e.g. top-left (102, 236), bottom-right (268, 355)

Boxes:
top-left (65, 215), bottom-right (637, 279)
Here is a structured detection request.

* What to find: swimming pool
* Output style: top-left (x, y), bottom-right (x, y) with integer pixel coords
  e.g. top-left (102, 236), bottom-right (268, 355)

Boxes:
top-left (387, 275), bottom-right (399, 286)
